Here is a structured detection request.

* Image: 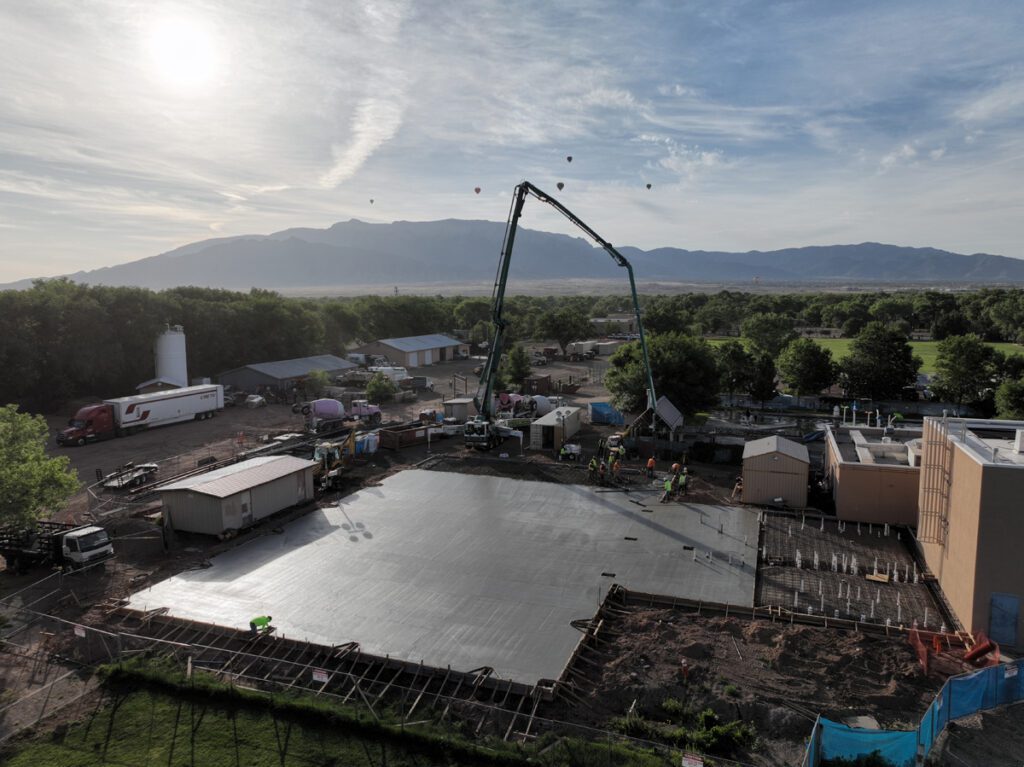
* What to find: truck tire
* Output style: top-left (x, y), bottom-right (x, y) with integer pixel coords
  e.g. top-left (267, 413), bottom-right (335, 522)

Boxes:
top-left (76, 437), bottom-right (86, 446)
top-left (301, 405), bottom-right (311, 416)
top-left (291, 404), bottom-right (302, 414)
top-left (369, 412), bottom-right (381, 426)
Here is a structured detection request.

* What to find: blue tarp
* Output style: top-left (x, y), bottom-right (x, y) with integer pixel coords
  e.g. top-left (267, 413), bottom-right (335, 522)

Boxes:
top-left (589, 402), bottom-right (624, 425)
top-left (805, 659), bottom-right (1024, 767)
top-left (818, 720), bottom-right (917, 767)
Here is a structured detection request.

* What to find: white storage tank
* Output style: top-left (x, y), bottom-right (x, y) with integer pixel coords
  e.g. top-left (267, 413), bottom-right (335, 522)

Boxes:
top-left (156, 325), bottom-right (188, 388)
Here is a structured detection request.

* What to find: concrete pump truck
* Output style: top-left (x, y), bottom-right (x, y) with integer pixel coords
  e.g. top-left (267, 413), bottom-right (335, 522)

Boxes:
top-left (464, 181), bottom-right (657, 450)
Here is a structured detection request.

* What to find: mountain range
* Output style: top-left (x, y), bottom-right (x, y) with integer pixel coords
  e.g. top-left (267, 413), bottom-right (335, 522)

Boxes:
top-left (8, 219), bottom-right (1024, 291)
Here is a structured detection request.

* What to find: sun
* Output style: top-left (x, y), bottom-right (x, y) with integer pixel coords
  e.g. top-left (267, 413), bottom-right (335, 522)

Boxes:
top-left (145, 14), bottom-right (221, 90)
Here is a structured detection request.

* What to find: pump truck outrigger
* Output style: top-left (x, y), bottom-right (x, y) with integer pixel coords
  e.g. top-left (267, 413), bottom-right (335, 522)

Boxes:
top-left (464, 181), bottom-right (657, 450)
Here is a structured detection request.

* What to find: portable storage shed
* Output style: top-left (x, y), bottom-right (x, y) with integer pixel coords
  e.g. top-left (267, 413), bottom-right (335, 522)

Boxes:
top-left (741, 435), bottom-right (809, 508)
top-left (530, 407), bottom-right (582, 450)
top-left (443, 397), bottom-right (475, 422)
top-left (161, 456), bottom-right (316, 536)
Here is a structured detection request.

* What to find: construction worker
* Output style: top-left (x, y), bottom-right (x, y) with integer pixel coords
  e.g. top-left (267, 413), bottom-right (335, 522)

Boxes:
top-left (660, 476), bottom-right (673, 503)
top-left (612, 459), bottom-right (621, 482)
top-left (646, 456), bottom-right (655, 478)
top-left (598, 460), bottom-right (607, 485)
top-left (671, 470), bottom-right (681, 497)
top-left (249, 615), bottom-right (273, 637)
top-left (679, 469), bottom-right (689, 497)
top-left (559, 444), bottom-right (568, 461)
top-left (588, 456), bottom-right (598, 479)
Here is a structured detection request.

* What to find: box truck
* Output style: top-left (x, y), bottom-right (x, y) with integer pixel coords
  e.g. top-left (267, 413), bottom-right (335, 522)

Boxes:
top-left (57, 384), bottom-right (224, 446)
top-left (0, 521), bottom-right (114, 573)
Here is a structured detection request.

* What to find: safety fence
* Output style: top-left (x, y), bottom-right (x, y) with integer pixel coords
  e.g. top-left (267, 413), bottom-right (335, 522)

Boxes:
top-left (802, 657), bottom-right (1024, 766)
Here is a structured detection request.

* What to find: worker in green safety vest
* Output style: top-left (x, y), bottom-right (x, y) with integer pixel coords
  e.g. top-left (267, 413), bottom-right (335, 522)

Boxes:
top-left (660, 477), bottom-right (673, 503)
top-left (249, 615), bottom-right (273, 636)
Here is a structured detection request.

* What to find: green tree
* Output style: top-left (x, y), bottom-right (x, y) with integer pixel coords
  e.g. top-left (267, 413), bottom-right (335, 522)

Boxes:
top-left (604, 333), bottom-right (718, 414)
top-left (303, 370), bottom-right (331, 398)
top-left (740, 312), bottom-right (797, 357)
top-left (504, 345), bottom-right (532, 388)
top-left (715, 340), bottom-right (753, 406)
top-left (365, 373), bottom-right (398, 404)
top-left (538, 306), bottom-right (593, 356)
top-left (747, 353), bottom-right (779, 408)
top-left (932, 334), bottom-right (1001, 409)
top-left (840, 322), bottom-right (921, 400)
top-left (995, 379), bottom-right (1024, 419)
top-left (0, 405), bottom-right (80, 527)
top-left (777, 339), bottom-right (837, 406)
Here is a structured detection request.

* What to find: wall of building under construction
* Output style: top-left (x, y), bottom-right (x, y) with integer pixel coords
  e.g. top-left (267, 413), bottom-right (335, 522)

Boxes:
top-left (824, 433), bottom-right (918, 526)
top-left (919, 419), bottom-right (1024, 647)
top-left (742, 452), bottom-right (808, 508)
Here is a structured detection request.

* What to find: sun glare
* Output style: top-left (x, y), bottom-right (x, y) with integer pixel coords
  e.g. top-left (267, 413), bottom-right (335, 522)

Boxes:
top-left (146, 14), bottom-right (221, 90)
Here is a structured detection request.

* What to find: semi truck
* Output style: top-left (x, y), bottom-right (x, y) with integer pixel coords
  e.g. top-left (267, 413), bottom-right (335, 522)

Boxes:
top-left (57, 384), bottom-right (224, 446)
top-left (0, 521), bottom-right (115, 573)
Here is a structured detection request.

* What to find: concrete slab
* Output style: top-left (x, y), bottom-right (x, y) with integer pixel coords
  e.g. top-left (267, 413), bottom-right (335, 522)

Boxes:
top-left (128, 470), bottom-right (758, 685)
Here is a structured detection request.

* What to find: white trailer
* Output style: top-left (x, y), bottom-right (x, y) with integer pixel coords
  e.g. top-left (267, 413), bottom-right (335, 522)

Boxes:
top-left (106, 384), bottom-right (224, 433)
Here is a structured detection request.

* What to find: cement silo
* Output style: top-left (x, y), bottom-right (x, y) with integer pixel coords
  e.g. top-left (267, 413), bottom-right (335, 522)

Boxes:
top-left (155, 325), bottom-right (188, 388)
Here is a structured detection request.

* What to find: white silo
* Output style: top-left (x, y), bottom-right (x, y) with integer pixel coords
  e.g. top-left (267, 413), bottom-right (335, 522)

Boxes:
top-left (155, 325), bottom-right (188, 388)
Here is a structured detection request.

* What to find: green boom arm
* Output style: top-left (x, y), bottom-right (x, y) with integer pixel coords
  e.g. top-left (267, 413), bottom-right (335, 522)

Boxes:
top-left (473, 181), bottom-right (657, 421)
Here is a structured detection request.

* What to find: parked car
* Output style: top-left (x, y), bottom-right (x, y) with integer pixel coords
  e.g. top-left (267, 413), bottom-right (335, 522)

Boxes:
top-left (244, 394), bottom-right (266, 408)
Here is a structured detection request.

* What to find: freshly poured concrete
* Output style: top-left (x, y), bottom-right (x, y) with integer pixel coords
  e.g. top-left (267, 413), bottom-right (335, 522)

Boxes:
top-left (129, 470), bottom-right (758, 684)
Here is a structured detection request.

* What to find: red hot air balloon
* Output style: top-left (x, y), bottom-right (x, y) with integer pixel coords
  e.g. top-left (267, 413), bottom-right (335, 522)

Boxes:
top-left (566, 155), bottom-right (572, 163)
top-left (474, 187), bottom-right (481, 194)
top-left (646, 183), bottom-right (652, 190)
top-left (370, 199), bottom-right (374, 204)
top-left (556, 182), bottom-right (565, 191)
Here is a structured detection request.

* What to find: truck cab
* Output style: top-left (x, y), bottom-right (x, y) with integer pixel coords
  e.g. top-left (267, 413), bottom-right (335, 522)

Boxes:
top-left (58, 526), bottom-right (114, 570)
top-left (57, 404), bottom-right (115, 446)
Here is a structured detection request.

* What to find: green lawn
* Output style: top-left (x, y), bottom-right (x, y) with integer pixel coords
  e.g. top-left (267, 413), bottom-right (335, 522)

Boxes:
top-left (707, 337), bottom-right (1023, 374)
top-left (1, 663), bottom-right (671, 767)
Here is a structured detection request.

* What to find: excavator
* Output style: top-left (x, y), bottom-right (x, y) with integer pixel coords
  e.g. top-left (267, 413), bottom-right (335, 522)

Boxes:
top-left (464, 181), bottom-right (657, 450)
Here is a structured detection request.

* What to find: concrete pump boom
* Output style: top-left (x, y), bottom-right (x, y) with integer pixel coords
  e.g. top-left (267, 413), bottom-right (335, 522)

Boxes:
top-left (466, 181), bottom-right (657, 449)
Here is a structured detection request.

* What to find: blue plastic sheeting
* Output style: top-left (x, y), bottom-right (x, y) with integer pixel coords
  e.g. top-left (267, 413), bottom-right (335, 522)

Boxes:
top-left (589, 402), bottom-right (624, 425)
top-left (818, 720), bottom-right (917, 767)
top-left (806, 659), bottom-right (1024, 766)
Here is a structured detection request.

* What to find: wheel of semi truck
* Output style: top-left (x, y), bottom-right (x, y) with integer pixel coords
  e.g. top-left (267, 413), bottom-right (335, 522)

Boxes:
top-left (76, 437), bottom-right (85, 446)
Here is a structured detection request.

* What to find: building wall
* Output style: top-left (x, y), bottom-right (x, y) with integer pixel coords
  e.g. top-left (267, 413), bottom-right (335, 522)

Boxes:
top-left (920, 441), bottom-right (984, 635)
top-left (251, 469), bottom-right (314, 520)
top-left (163, 490), bottom-right (224, 535)
top-left (217, 368), bottom-right (278, 391)
top-left (974, 465), bottom-right (1024, 645)
top-left (354, 340), bottom-right (470, 367)
top-left (742, 453), bottom-right (808, 507)
top-left (825, 431), bottom-right (919, 525)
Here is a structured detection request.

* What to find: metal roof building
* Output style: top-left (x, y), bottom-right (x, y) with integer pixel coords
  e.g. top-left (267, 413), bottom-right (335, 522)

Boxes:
top-left (741, 435), bottom-right (810, 508)
top-left (217, 355), bottom-right (356, 392)
top-left (161, 456), bottom-right (317, 536)
top-left (353, 334), bottom-right (468, 367)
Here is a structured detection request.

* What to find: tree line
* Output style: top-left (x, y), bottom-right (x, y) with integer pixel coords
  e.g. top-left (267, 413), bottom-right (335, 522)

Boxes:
top-left (2, 280), bottom-right (1024, 416)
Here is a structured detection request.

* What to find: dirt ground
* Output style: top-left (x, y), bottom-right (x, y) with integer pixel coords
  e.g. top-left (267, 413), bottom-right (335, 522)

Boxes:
top-left (930, 701), bottom-right (1024, 766)
top-left (544, 605), bottom-right (954, 767)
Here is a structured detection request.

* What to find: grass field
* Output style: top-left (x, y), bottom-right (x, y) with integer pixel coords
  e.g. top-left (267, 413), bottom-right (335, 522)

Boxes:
top-left (707, 337), bottom-right (1023, 374)
top-left (1, 662), bottom-right (669, 767)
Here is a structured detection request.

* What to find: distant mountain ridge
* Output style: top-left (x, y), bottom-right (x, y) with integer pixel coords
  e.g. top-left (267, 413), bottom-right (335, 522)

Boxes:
top-left (7, 219), bottom-right (1024, 290)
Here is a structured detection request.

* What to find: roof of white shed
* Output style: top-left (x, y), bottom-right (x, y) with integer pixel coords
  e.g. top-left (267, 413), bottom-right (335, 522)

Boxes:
top-left (160, 455), bottom-right (317, 499)
top-left (742, 435), bottom-right (809, 464)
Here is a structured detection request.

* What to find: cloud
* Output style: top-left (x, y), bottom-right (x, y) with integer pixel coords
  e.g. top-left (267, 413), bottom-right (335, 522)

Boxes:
top-left (956, 79), bottom-right (1024, 123)
top-left (879, 143), bottom-right (918, 173)
top-left (320, 92), bottom-right (406, 188)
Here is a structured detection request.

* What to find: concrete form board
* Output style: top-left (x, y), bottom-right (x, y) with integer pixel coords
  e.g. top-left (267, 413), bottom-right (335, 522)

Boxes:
top-left (130, 470), bottom-right (758, 685)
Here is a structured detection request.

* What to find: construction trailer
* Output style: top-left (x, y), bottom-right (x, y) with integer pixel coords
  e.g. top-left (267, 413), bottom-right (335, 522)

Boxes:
top-left (529, 406), bottom-right (582, 451)
top-left (741, 435), bottom-right (810, 508)
top-left (160, 456), bottom-right (317, 536)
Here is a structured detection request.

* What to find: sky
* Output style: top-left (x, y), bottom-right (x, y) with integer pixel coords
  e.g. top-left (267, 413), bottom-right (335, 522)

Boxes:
top-left (1, 0), bottom-right (1024, 282)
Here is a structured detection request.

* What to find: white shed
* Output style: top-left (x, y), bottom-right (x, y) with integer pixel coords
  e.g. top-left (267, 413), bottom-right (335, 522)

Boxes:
top-left (160, 455), bottom-right (317, 536)
top-left (530, 407), bottom-right (582, 450)
top-left (741, 435), bottom-right (810, 508)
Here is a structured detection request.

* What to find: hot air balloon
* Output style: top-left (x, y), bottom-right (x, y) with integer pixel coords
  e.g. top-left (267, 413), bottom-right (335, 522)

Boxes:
top-left (556, 182), bottom-right (565, 191)
top-left (370, 198), bottom-right (374, 204)
top-left (474, 187), bottom-right (481, 194)
top-left (646, 183), bottom-right (652, 190)
top-left (566, 155), bottom-right (573, 163)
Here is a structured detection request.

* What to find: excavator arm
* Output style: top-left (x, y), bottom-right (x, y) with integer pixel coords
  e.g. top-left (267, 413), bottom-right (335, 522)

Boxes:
top-left (466, 181), bottom-right (657, 450)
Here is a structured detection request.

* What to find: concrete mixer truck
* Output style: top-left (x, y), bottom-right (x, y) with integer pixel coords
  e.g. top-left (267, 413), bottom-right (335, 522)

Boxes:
top-left (295, 398), bottom-right (382, 433)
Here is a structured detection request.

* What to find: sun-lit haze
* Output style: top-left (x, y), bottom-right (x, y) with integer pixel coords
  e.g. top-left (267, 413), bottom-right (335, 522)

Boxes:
top-left (1, 1), bottom-right (1023, 282)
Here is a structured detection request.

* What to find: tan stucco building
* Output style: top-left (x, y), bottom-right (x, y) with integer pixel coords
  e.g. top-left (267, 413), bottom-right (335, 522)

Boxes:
top-left (823, 427), bottom-right (921, 526)
top-left (741, 436), bottom-right (809, 508)
top-left (917, 418), bottom-right (1024, 648)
